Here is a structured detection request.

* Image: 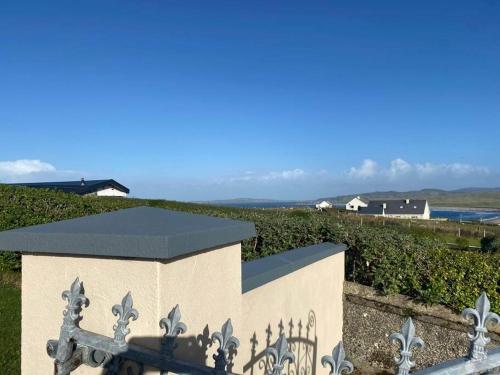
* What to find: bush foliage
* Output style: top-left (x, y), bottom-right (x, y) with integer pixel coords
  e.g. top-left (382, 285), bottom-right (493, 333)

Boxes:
top-left (0, 185), bottom-right (498, 312)
top-left (481, 234), bottom-right (500, 253)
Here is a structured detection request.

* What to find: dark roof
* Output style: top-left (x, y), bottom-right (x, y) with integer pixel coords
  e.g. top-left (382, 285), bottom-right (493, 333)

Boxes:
top-left (0, 206), bottom-right (256, 260)
top-left (358, 199), bottom-right (428, 215)
top-left (8, 179), bottom-right (130, 195)
top-left (242, 242), bottom-right (347, 293)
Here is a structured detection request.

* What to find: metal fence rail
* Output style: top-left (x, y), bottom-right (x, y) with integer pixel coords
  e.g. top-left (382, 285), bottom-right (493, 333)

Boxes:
top-left (414, 348), bottom-right (500, 375)
top-left (46, 278), bottom-right (499, 375)
top-left (387, 292), bottom-right (499, 375)
top-left (47, 278), bottom-right (244, 375)
top-left (47, 278), bottom-right (349, 375)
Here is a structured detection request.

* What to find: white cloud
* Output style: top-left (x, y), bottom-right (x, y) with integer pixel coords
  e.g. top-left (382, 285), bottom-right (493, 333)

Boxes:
top-left (262, 169), bottom-right (305, 181)
top-left (347, 158), bottom-right (490, 180)
top-left (389, 158), bottom-right (412, 177)
top-left (415, 162), bottom-right (489, 177)
top-left (347, 159), bottom-right (378, 178)
top-left (0, 159), bottom-right (84, 183)
top-left (228, 168), bottom-right (306, 183)
top-left (0, 159), bottom-right (56, 175)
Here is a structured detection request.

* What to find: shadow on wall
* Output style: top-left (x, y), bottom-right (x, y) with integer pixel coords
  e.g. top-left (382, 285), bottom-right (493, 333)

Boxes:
top-left (104, 326), bottom-right (238, 374)
top-left (95, 311), bottom-right (317, 375)
top-left (127, 326), bottom-right (213, 364)
top-left (244, 311), bottom-right (317, 375)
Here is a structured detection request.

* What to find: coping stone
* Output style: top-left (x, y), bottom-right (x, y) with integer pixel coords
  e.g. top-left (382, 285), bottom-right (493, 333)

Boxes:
top-left (0, 206), bottom-right (256, 260)
top-left (241, 242), bottom-right (347, 293)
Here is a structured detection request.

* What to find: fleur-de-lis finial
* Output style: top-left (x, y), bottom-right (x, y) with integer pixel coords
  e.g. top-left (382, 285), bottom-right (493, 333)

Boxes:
top-left (321, 341), bottom-right (353, 375)
top-left (55, 278), bottom-right (90, 367)
top-left (461, 292), bottom-right (500, 361)
top-left (389, 318), bottom-right (424, 375)
top-left (211, 319), bottom-right (240, 372)
top-left (265, 334), bottom-right (295, 375)
top-left (112, 292), bottom-right (139, 346)
top-left (61, 277), bottom-right (89, 329)
top-left (159, 305), bottom-right (187, 359)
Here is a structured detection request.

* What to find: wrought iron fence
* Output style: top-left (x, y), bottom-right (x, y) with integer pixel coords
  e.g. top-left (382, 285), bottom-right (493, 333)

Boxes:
top-left (244, 312), bottom-right (317, 375)
top-left (47, 278), bottom-right (499, 375)
top-left (391, 292), bottom-right (500, 375)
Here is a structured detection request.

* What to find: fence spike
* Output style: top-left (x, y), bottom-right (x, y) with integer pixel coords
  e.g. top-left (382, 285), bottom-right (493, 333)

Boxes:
top-left (159, 304), bottom-right (187, 359)
top-left (389, 318), bottom-right (424, 375)
top-left (461, 292), bottom-right (500, 361)
top-left (265, 334), bottom-right (295, 375)
top-left (54, 278), bottom-right (90, 371)
top-left (112, 292), bottom-right (139, 346)
top-left (61, 277), bottom-right (89, 330)
top-left (212, 319), bottom-right (240, 372)
top-left (321, 341), bottom-right (353, 375)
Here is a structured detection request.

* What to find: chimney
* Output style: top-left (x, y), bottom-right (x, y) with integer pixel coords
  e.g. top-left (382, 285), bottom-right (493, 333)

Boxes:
top-left (81, 178), bottom-right (85, 186)
top-left (405, 199), bottom-right (410, 204)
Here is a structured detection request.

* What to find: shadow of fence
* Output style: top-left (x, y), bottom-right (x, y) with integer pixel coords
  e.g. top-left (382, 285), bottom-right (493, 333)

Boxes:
top-left (244, 311), bottom-right (317, 375)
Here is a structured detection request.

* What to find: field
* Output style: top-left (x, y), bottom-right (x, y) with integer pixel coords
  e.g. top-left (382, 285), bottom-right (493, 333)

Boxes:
top-left (328, 209), bottom-right (500, 248)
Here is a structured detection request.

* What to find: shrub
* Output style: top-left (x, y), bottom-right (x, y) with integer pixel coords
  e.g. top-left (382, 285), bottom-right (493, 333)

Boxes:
top-left (455, 237), bottom-right (470, 251)
top-left (0, 252), bottom-right (21, 272)
top-left (481, 235), bottom-right (499, 253)
top-left (349, 230), bottom-right (500, 311)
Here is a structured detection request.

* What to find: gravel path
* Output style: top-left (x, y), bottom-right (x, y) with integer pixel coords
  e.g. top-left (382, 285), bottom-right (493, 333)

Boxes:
top-left (343, 297), bottom-right (499, 374)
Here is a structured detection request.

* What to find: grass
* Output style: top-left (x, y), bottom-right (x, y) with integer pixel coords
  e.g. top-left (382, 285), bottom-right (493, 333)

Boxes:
top-left (0, 275), bottom-right (21, 375)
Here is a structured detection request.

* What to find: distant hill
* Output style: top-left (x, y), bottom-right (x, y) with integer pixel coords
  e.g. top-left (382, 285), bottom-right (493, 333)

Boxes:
top-left (320, 188), bottom-right (500, 209)
top-left (451, 187), bottom-right (500, 193)
top-left (198, 198), bottom-right (285, 204)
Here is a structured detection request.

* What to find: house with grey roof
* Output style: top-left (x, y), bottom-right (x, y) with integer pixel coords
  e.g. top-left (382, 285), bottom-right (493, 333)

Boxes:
top-left (9, 178), bottom-right (129, 197)
top-left (358, 199), bottom-right (430, 219)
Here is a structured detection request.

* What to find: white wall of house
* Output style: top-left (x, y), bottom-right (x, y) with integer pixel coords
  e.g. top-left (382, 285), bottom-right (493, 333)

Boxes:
top-left (345, 196), bottom-right (368, 211)
top-left (315, 200), bottom-right (333, 210)
top-left (361, 201), bottom-right (431, 220)
top-left (383, 214), bottom-right (427, 219)
top-left (422, 201), bottom-right (430, 219)
top-left (95, 187), bottom-right (128, 197)
top-left (369, 202), bottom-right (430, 220)
top-left (385, 201), bottom-right (430, 220)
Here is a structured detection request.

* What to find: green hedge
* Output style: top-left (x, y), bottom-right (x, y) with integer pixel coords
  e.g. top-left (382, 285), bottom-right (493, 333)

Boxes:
top-left (345, 226), bottom-right (500, 311)
top-left (0, 185), bottom-right (498, 312)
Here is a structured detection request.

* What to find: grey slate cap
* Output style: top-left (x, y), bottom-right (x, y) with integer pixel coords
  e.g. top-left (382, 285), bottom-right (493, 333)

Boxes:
top-left (242, 242), bottom-right (347, 293)
top-left (0, 206), bottom-right (256, 260)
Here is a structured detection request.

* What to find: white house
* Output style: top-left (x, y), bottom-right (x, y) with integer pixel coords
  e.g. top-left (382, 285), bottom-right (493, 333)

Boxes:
top-left (11, 178), bottom-right (130, 197)
top-left (345, 196), bottom-right (369, 211)
top-left (315, 200), bottom-right (333, 210)
top-left (358, 199), bottom-right (430, 220)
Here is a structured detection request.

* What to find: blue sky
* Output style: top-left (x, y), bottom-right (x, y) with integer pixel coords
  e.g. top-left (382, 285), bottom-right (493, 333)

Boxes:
top-left (1, 0), bottom-right (499, 200)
